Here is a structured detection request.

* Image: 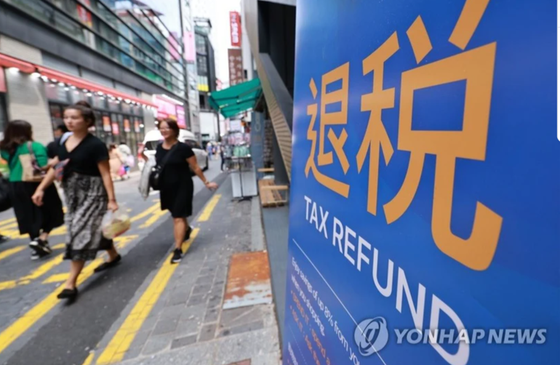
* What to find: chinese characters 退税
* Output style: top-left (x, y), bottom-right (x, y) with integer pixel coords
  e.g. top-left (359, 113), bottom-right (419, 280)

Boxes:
top-left (304, 0), bottom-right (502, 271)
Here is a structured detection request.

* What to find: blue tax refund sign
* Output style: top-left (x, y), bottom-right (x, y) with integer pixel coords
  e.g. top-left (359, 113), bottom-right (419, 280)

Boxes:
top-left (283, 1), bottom-right (558, 365)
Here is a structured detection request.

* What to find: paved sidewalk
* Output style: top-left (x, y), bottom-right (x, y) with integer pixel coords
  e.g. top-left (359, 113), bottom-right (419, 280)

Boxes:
top-left (88, 176), bottom-right (282, 365)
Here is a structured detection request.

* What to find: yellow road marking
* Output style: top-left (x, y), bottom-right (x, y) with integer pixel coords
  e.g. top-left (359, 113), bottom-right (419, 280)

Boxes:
top-left (42, 236), bottom-right (138, 284)
top-left (42, 273), bottom-right (68, 284)
top-left (18, 244), bottom-right (65, 282)
top-left (0, 235), bottom-right (138, 355)
top-left (130, 203), bottom-right (159, 223)
top-left (1, 227), bottom-right (66, 240)
top-left (0, 217), bottom-right (16, 227)
top-left (139, 209), bottom-right (167, 229)
top-left (0, 223), bottom-right (17, 230)
top-left (197, 194), bottom-right (221, 222)
top-left (0, 246), bottom-right (25, 262)
top-left (0, 281), bottom-right (16, 291)
top-left (0, 244), bottom-right (66, 291)
top-left (96, 229), bottom-right (200, 364)
top-left (82, 351), bottom-right (94, 365)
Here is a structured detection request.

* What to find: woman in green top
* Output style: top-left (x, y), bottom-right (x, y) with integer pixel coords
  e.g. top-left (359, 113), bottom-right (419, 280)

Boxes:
top-left (0, 120), bottom-right (64, 259)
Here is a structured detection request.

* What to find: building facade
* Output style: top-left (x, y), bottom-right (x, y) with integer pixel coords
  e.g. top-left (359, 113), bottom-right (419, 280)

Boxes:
top-left (194, 17), bottom-right (219, 143)
top-left (241, 0), bottom-right (296, 185)
top-left (0, 0), bottom-right (197, 154)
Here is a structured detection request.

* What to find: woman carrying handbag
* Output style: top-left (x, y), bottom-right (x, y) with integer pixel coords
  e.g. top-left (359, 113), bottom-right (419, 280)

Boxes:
top-left (147, 119), bottom-right (218, 264)
top-left (0, 120), bottom-right (64, 259)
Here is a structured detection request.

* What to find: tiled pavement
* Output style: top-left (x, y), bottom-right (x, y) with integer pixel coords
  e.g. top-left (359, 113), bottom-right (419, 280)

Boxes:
top-left (90, 176), bottom-right (282, 365)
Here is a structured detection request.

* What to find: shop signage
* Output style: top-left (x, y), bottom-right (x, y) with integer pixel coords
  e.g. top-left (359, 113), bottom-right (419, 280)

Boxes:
top-left (134, 120), bottom-right (140, 133)
top-left (76, 0), bottom-right (92, 28)
top-left (0, 68), bottom-right (5, 93)
top-left (154, 96), bottom-right (178, 120)
top-left (229, 119), bottom-right (242, 132)
top-left (169, 33), bottom-right (181, 62)
top-left (228, 48), bottom-right (243, 86)
top-left (230, 11), bottom-right (241, 47)
top-left (102, 116), bottom-right (111, 132)
top-left (284, 1), bottom-right (557, 365)
top-left (124, 119), bottom-right (131, 133)
top-left (176, 106), bottom-right (186, 129)
top-left (184, 31), bottom-right (196, 63)
top-left (111, 121), bottom-right (119, 136)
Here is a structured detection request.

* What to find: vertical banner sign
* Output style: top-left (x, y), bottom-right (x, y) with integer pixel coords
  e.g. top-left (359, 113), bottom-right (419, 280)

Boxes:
top-left (184, 31), bottom-right (196, 63)
top-left (228, 48), bottom-right (244, 86)
top-left (230, 11), bottom-right (241, 47)
top-left (284, 1), bottom-right (558, 365)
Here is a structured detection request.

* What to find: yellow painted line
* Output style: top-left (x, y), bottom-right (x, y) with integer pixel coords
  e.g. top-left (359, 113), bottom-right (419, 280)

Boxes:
top-left (42, 236), bottom-right (138, 284)
top-left (42, 273), bottom-right (68, 284)
top-left (82, 351), bottom-right (94, 365)
top-left (96, 229), bottom-right (200, 364)
top-left (18, 246), bottom-right (65, 282)
top-left (197, 194), bottom-right (221, 222)
top-left (0, 235), bottom-right (138, 355)
top-left (138, 209), bottom-right (167, 229)
top-left (0, 217), bottom-right (16, 227)
top-left (0, 223), bottom-right (17, 230)
top-left (0, 244), bottom-right (66, 291)
top-left (0, 246), bottom-right (25, 262)
top-left (0, 281), bottom-right (16, 291)
top-left (130, 203), bottom-right (160, 223)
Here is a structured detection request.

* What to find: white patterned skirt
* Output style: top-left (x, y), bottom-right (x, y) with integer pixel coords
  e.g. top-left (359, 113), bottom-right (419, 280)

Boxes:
top-left (62, 173), bottom-right (113, 261)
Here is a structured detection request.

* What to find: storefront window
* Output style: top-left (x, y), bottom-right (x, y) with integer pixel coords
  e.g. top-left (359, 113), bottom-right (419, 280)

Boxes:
top-left (45, 89), bottom-right (146, 168)
top-left (108, 99), bottom-right (121, 112)
top-left (91, 95), bottom-right (108, 110)
top-left (49, 104), bottom-right (64, 130)
top-left (45, 84), bottom-right (70, 103)
top-left (121, 103), bottom-right (132, 114)
top-left (70, 89), bottom-right (86, 104)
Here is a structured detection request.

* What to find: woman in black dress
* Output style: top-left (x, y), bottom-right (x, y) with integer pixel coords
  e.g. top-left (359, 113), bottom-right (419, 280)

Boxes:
top-left (0, 120), bottom-right (64, 260)
top-left (32, 102), bottom-right (121, 300)
top-left (155, 119), bottom-right (217, 264)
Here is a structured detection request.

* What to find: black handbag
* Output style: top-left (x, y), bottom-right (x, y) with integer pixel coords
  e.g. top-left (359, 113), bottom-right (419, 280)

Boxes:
top-left (0, 178), bottom-right (12, 212)
top-left (149, 143), bottom-right (179, 191)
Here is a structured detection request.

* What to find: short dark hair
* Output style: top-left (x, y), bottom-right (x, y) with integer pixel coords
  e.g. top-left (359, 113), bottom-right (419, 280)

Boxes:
top-left (55, 124), bottom-right (68, 133)
top-left (159, 118), bottom-right (180, 138)
top-left (65, 101), bottom-right (96, 127)
top-left (0, 120), bottom-right (33, 154)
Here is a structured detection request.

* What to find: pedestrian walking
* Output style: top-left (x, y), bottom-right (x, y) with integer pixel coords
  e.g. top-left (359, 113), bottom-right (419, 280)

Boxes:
top-left (118, 141), bottom-right (133, 179)
top-left (152, 119), bottom-right (217, 264)
top-left (32, 102), bottom-right (122, 300)
top-left (0, 120), bottom-right (64, 260)
top-left (109, 144), bottom-right (124, 181)
top-left (206, 142), bottom-right (213, 160)
top-left (46, 124), bottom-right (69, 160)
top-left (220, 144), bottom-right (225, 171)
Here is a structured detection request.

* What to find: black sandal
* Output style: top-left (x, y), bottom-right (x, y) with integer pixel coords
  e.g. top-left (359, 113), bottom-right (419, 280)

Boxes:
top-left (185, 226), bottom-right (193, 241)
top-left (94, 254), bottom-right (122, 273)
top-left (57, 288), bottom-right (78, 300)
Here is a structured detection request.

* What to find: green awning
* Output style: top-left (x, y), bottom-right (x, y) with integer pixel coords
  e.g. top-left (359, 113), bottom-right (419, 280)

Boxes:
top-left (209, 78), bottom-right (262, 118)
